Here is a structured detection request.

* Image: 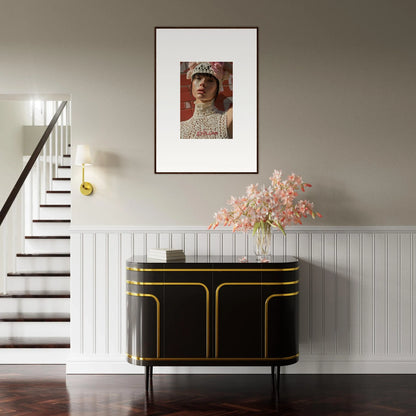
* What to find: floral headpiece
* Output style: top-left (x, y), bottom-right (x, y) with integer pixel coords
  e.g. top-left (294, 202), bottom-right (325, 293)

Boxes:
top-left (186, 62), bottom-right (225, 82)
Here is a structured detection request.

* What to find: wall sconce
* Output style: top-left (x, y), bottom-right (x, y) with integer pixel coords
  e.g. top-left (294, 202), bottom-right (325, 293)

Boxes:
top-left (75, 145), bottom-right (94, 196)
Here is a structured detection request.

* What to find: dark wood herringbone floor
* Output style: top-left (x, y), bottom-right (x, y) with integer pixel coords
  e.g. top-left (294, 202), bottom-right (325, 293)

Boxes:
top-left (0, 365), bottom-right (415, 415)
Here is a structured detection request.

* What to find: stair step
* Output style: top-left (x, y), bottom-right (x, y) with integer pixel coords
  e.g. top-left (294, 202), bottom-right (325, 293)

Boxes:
top-left (0, 291), bottom-right (69, 298)
top-left (33, 219), bottom-right (70, 223)
top-left (63, 154), bottom-right (71, 158)
top-left (7, 272), bottom-right (70, 277)
top-left (0, 337), bottom-right (70, 348)
top-left (0, 313), bottom-right (70, 322)
top-left (16, 253), bottom-right (70, 257)
top-left (40, 204), bottom-right (71, 208)
top-left (25, 236), bottom-right (70, 239)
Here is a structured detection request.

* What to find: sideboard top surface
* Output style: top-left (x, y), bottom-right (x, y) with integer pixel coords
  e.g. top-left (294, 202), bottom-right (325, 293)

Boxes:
top-left (127, 255), bottom-right (298, 268)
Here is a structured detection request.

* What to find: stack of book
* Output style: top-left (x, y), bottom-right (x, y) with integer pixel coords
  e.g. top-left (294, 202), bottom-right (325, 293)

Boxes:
top-left (147, 248), bottom-right (185, 262)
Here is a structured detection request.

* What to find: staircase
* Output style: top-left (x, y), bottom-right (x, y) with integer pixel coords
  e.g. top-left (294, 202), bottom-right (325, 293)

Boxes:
top-left (0, 115), bottom-right (71, 363)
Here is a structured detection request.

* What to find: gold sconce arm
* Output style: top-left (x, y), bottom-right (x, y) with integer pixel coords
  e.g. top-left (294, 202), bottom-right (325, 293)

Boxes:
top-left (80, 164), bottom-right (93, 196)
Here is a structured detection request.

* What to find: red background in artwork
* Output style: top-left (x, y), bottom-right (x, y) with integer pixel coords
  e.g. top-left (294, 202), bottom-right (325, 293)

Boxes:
top-left (180, 63), bottom-right (233, 122)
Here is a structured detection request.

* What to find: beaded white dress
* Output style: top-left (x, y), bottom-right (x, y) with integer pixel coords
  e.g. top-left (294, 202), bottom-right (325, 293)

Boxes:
top-left (181, 100), bottom-right (230, 139)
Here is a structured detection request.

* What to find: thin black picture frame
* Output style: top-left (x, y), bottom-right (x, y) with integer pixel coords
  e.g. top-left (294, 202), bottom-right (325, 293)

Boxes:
top-left (154, 27), bottom-right (258, 174)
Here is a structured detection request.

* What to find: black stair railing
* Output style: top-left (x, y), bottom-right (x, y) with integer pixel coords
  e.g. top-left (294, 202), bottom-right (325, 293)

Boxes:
top-left (0, 101), bottom-right (67, 226)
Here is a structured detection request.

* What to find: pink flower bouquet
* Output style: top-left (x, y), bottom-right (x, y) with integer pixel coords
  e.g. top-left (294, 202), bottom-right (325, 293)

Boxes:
top-left (209, 170), bottom-right (321, 236)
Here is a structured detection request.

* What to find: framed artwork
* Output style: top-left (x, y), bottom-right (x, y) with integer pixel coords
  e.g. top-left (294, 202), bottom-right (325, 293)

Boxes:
top-left (155, 27), bottom-right (258, 174)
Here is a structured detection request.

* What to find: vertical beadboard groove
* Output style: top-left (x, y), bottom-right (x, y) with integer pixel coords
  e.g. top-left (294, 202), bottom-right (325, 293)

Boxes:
top-left (372, 233), bottom-right (376, 355)
top-left (334, 233), bottom-right (338, 355)
top-left (347, 233), bottom-right (351, 355)
top-left (118, 233), bottom-right (122, 354)
top-left (92, 233), bottom-right (96, 354)
top-left (308, 232), bottom-right (312, 354)
top-left (105, 233), bottom-right (109, 355)
top-left (411, 234), bottom-right (414, 355)
top-left (80, 233), bottom-right (84, 354)
top-left (321, 233), bottom-right (325, 354)
top-left (385, 233), bottom-right (389, 355)
top-left (70, 227), bottom-right (416, 372)
top-left (398, 235), bottom-right (401, 354)
top-left (359, 233), bottom-right (363, 355)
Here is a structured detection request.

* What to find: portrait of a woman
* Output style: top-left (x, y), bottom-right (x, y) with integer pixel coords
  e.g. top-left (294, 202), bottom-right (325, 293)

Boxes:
top-left (180, 62), bottom-right (233, 139)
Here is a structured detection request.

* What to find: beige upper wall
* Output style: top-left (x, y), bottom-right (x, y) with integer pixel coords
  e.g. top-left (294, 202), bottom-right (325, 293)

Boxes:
top-left (0, 100), bottom-right (26, 206)
top-left (0, 0), bottom-right (415, 225)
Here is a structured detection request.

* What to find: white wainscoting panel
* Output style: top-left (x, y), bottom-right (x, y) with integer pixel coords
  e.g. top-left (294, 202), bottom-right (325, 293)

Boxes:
top-left (68, 226), bottom-right (416, 374)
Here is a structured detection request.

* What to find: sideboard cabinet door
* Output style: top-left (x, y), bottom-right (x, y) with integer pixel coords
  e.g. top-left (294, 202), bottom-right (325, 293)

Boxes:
top-left (127, 269), bottom-right (164, 360)
top-left (262, 267), bottom-right (299, 359)
top-left (162, 266), bottom-right (211, 358)
top-left (213, 267), bottom-right (262, 359)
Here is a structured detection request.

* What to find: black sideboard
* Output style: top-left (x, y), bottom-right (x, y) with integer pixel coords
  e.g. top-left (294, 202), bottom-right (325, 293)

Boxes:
top-left (126, 255), bottom-right (299, 390)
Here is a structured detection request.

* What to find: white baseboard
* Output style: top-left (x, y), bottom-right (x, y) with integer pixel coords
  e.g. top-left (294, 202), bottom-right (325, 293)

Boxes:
top-left (66, 355), bottom-right (416, 374)
top-left (0, 349), bottom-right (70, 364)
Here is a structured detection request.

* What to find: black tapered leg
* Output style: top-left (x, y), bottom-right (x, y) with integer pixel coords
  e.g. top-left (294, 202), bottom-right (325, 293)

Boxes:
top-left (145, 366), bottom-right (150, 391)
top-left (271, 365), bottom-right (275, 378)
top-left (276, 366), bottom-right (281, 398)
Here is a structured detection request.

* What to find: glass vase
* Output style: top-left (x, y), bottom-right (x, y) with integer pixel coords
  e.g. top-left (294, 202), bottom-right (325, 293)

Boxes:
top-left (253, 224), bottom-right (272, 261)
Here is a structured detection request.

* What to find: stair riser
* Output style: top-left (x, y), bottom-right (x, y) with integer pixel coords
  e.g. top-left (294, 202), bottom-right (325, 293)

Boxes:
top-left (0, 322), bottom-right (69, 338)
top-left (1, 298), bottom-right (69, 314)
top-left (52, 180), bottom-right (71, 191)
top-left (61, 157), bottom-right (71, 167)
top-left (46, 193), bottom-right (71, 204)
top-left (57, 168), bottom-right (71, 179)
top-left (39, 207), bottom-right (71, 219)
top-left (25, 239), bottom-right (70, 253)
top-left (0, 349), bottom-right (70, 364)
top-left (5, 277), bottom-right (69, 292)
top-left (32, 222), bottom-right (70, 236)
top-left (15, 257), bottom-right (70, 273)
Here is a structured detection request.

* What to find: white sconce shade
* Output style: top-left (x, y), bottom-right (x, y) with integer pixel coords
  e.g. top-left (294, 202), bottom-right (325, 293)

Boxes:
top-left (75, 145), bottom-right (92, 166)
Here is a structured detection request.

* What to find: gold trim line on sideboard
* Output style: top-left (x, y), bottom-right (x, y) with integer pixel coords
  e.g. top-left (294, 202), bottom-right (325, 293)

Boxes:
top-left (127, 267), bottom-right (300, 272)
top-left (126, 281), bottom-right (210, 357)
top-left (126, 291), bottom-right (160, 358)
top-left (127, 353), bottom-right (299, 361)
top-left (215, 282), bottom-right (299, 357)
top-left (264, 291), bottom-right (300, 357)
